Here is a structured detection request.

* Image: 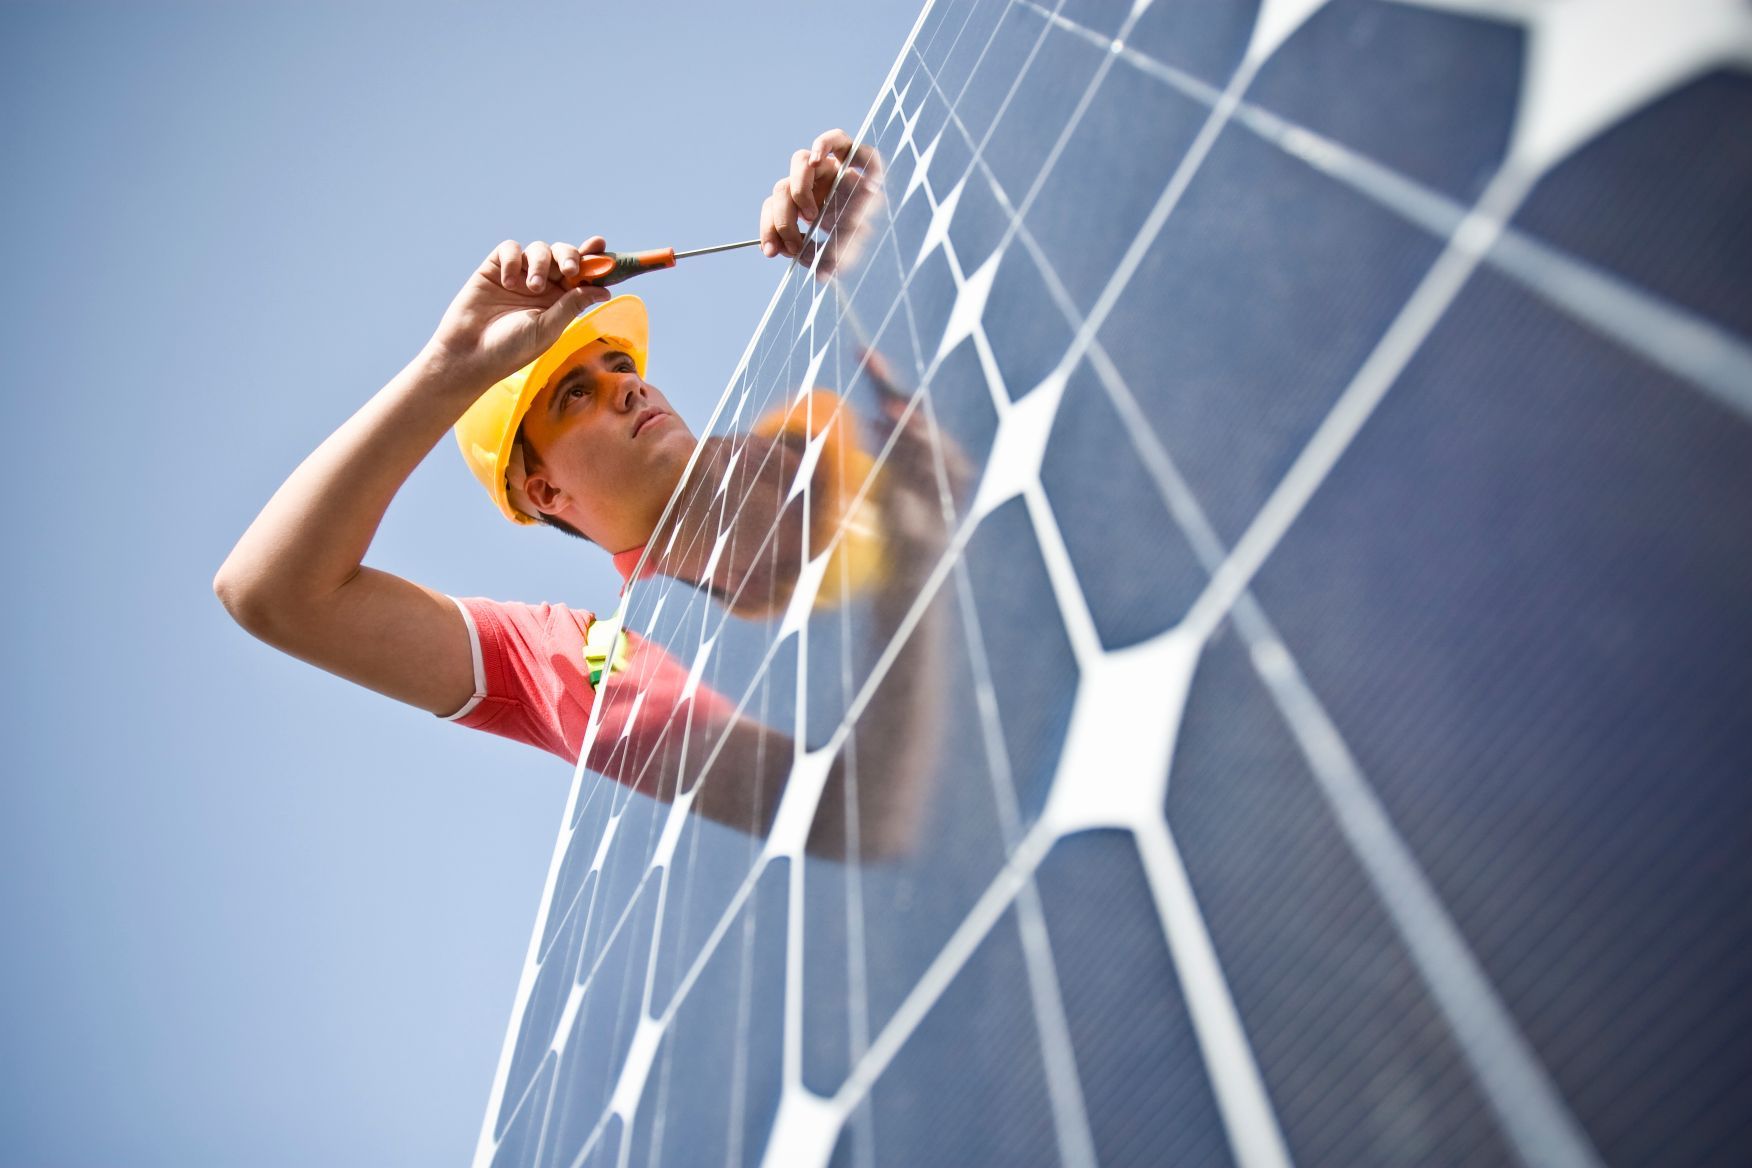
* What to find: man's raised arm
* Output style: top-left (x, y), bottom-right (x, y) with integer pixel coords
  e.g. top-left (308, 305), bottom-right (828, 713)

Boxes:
top-left (213, 239), bottom-right (611, 713)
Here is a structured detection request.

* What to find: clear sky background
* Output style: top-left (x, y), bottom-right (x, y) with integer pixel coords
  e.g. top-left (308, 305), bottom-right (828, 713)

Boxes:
top-left (0, 2), bottom-right (918, 1162)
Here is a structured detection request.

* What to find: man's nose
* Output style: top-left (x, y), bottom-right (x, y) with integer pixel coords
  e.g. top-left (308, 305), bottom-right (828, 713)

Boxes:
top-left (612, 375), bottom-right (645, 412)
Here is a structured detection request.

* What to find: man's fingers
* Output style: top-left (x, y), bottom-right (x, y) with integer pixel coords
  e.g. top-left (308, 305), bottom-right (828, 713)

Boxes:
top-left (788, 149), bottom-right (818, 221)
top-left (537, 284), bottom-right (608, 332)
top-left (579, 235), bottom-right (607, 256)
top-left (810, 129), bottom-right (878, 180)
top-left (552, 242), bottom-right (581, 285)
top-left (523, 241), bottom-right (553, 292)
top-left (759, 192), bottom-right (785, 257)
top-left (810, 127), bottom-right (852, 165)
top-left (810, 155), bottom-right (845, 224)
top-left (846, 140), bottom-right (880, 176)
top-left (495, 240), bottom-right (524, 289)
top-left (769, 178), bottom-right (805, 257)
top-left (775, 213), bottom-right (805, 258)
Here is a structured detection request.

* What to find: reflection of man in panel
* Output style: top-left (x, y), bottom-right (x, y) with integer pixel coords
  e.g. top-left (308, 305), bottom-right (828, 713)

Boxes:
top-left (215, 131), bottom-right (954, 858)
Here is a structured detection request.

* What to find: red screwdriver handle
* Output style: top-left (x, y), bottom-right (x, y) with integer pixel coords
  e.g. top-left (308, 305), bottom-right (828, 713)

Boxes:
top-left (577, 248), bottom-right (677, 287)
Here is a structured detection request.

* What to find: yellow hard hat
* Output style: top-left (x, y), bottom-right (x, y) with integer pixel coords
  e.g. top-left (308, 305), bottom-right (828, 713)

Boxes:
top-left (453, 295), bottom-right (650, 524)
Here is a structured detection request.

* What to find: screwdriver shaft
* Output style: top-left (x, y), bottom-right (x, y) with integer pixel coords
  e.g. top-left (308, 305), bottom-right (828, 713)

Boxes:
top-left (672, 238), bottom-right (763, 260)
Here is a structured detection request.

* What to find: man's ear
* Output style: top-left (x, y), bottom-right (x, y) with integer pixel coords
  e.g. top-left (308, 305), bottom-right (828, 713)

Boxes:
top-left (521, 468), bottom-right (566, 516)
top-left (505, 442), bottom-right (539, 520)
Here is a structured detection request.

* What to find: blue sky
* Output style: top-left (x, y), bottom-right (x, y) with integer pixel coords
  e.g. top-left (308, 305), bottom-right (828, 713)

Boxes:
top-left (0, 2), bottom-right (917, 1162)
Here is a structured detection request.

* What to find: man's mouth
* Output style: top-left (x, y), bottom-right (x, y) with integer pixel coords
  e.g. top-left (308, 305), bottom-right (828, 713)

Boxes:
top-left (633, 409), bottom-right (668, 437)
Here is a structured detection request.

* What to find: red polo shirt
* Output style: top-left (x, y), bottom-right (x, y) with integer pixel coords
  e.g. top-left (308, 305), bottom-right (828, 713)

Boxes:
top-left (440, 547), bottom-right (731, 775)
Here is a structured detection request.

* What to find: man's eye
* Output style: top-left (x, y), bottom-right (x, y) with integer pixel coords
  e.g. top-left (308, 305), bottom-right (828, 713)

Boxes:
top-left (568, 385), bottom-right (589, 399)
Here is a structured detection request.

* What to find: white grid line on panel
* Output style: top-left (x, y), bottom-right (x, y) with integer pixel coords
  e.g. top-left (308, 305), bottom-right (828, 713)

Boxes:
top-left (490, 0), bottom-right (1219, 1155)
top-left (897, 4), bottom-right (1632, 1166)
top-left (482, 0), bottom-right (1750, 1164)
top-left (1053, 0), bottom-right (1752, 420)
top-left (900, 13), bottom-right (1299, 1163)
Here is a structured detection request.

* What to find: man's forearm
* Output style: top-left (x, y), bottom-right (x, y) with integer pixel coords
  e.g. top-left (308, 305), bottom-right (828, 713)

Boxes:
top-left (807, 550), bottom-right (952, 860)
top-left (215, 349), bottom-right (483, 624)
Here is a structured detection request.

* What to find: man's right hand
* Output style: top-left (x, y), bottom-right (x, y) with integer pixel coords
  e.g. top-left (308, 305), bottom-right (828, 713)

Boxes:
top-left (421, 237), bottom-right (614, 391)
top-left (759, 129), bottom-right (883, 277)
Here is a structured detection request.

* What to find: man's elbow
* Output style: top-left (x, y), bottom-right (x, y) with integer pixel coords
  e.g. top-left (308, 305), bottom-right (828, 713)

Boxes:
top-left (805, 760), bottom-right (926, 863)
top-left (213, 559), bottom-right (292, 643)
top-left (214, 562), bottom-right (260, 629)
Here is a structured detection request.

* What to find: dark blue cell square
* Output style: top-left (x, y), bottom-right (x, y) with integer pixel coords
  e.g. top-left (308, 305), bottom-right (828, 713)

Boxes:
top-left (839, 330), bottom-right (916, 426)
top-left (963, 497), bottom-right (1078, 823)
top-left (649, 806), bottom-right (769, 1017)
top-left (1040, 362), bottom-right (1209, 648)
top-left (746, 301), bottom-right (798, 401)
top-left (981, 24), bottom-right (1110, 207)
top-left (544, 796), bottom-right (603, 954)
top-left (1024, 38), bottom-right (1207, 312)
top-left (1251, 269), bottom-right (1752, 1168)
top-left (692, 634), bottom-right (797, 802)
top-left (802, 572), bottom-right (857, 751)
top-left (878, 133), bottom-right (917, 219)
top-left (625, 862), bottom-right (788, 1168)
top-left (924, 114), bottom-right (974, 197)
top-left (490, 1054), bottom-right (555, 1168)
top-left (831, 908), bottom-right (1057, 1167)
top-left (890, 165), bottom-right (938, 262)
top-left (945, 167), bottom-right (1009, 276)
top-left (934, 0), bottom-right (1010, 105)
top-left (541, 883), bottom-right (660, 1168)
top-left (560, 766), bottom-right (616, 903)
top-left (955, 4), bottom-right (1052, 147)
top-left (499, 892), bottom-right (587, 1139)
top-left (909, 3), bottom-right (961, 70)
top-left (1169, 631), bottom-right (1517, 1167)
top-left (1126, 0), bottom-right (1259, 88)
top-left (1059, 0), bottom-right (1134, 39)
top-left (1097, 122), bottom-right (1442, 543)
top-left (906, 77), bottom-right (953, 167)
top-left (902, 245), bottom-right (958, 366)
top-left (860, 310), bottom-right (928, 409)
top-left (1249, 0), bottom-right (1523, 203)
top-left (805, 525), bottom-right (904, 752)
top-left (920, 336), bottom-right (1001, 525)
top-left (1511, 70), bottom-right (1752, 339)
top-left (1036, 831), bottom-right (1234, 1168)
top-left (868, 93), bottom-right (902, 149)
top-left (982, 241), bottom-right (1075, 400)
top-left (837, 229), bottom-right (909, 367)
top-left (595, 792), bottom-right (664, 941)
top-left (803, 590), bottom-right (1013, 1087)
top-left (586, 822), bottom-right (660, 974)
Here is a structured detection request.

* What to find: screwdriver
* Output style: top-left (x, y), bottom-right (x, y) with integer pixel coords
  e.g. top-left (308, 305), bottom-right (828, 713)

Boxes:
top-left (573, 238), bottom-right (763, 287)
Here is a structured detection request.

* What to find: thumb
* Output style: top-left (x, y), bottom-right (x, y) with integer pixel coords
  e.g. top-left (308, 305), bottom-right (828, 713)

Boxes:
top-left (534, 285), bottom-right (599, 341)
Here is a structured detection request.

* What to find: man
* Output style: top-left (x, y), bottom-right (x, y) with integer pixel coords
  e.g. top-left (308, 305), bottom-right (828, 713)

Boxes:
top-left (214, 131), bottom-right (953, 857)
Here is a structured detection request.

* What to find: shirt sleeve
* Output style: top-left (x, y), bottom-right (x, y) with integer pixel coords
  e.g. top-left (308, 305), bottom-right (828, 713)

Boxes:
top-left (440, 595), bottom-right (739, 777)
top-left (441, 596), bottom-right (599, 764)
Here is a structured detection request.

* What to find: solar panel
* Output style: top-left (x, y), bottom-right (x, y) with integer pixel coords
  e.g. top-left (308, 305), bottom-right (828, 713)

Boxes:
top-left (474, 1), bottom-right (1752, 1165)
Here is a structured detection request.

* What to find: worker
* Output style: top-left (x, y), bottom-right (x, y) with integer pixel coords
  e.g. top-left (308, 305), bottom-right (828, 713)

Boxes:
top-left (213, 131), bottom-right (955, 858)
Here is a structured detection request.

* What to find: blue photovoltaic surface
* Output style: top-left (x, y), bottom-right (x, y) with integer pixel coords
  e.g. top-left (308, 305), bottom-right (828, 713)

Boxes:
top-left (475, 2), bottom-right (1752, 1166)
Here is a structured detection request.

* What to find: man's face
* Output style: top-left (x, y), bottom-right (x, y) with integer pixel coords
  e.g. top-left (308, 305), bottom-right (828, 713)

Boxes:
top-left (518, 339), bottom-right (697, 551)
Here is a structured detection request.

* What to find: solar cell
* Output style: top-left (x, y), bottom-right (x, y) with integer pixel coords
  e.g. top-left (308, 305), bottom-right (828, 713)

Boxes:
top-left (474, 2), bottom-right (1752, 1166)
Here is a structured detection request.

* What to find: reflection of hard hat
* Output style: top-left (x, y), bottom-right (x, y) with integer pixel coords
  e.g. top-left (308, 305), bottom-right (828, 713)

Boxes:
top-left (453, 296), bottom-right (650, 525)
top-left (752, 389), bottom-right (884, 611)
